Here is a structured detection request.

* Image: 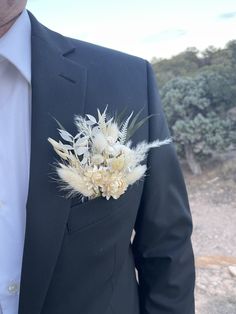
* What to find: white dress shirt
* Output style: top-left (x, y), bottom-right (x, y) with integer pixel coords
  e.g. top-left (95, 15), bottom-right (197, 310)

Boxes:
top-left (0, 10), bottom-right (31, 314)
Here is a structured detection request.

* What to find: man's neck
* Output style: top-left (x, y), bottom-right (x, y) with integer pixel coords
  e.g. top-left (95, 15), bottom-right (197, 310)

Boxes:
top-left (0, 13), bottom-right (21, 38)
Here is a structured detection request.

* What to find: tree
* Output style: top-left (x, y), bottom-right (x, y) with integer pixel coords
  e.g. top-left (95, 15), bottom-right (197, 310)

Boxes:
top-left (160, 73), bottom-right (235, 174)
top-left (201, 46), bottom-right (219, 66)
top-left (226, 40), bottom-right (236, 62)
top-left (152, 40), bottom-right (236, 174)
top-left (152, 47), bottom-right (200, 87)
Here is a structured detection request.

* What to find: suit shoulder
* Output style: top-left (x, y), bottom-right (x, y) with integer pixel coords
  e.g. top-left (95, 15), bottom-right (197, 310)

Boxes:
top-left (67, 36), bottom-right (147, 70)
top-left (29, 11), bottom-right (148, 72)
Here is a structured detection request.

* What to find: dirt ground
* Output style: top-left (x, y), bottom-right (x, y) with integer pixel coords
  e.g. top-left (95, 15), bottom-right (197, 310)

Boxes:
top-left (184, 158), bottom-right (236, 314)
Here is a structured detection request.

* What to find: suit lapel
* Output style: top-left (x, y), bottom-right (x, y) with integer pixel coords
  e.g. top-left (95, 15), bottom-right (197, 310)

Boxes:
top-left (19, 12), bottom-right (87, 314)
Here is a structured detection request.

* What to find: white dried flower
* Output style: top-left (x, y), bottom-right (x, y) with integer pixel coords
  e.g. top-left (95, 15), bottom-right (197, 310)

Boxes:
top-left (92, 132), bottom-right (108, 153)
top-left (105, 123), bottom-right (119, 143)
top-left (91, 154), bottom-right (104, 165)
top-left (48, 106), bottom-right (171, 200)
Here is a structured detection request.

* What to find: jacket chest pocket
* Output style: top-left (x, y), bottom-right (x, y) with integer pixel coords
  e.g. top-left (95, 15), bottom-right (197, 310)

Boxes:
top-left (66, 183), bottom-right (143, 234)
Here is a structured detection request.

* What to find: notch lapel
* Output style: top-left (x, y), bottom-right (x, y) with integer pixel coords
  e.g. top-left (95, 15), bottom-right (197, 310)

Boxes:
top-left (19, 13), bottom-right (87, 314)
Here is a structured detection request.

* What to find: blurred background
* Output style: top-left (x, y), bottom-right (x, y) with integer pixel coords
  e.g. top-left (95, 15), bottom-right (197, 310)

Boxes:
top-left (27, 1), bottom-right (236, 313)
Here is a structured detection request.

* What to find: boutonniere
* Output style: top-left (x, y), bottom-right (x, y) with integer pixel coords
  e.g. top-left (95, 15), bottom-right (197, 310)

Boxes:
top-left (48, 106), bottom-right (171, 201)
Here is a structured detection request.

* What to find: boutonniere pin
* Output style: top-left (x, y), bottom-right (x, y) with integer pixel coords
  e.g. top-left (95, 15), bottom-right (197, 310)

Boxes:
top-left (48, 106), bottom-right (171, 201)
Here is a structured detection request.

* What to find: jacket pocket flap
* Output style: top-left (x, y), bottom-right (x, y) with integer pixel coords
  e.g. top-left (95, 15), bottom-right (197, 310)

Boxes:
top-left (67, 184), bottom-right (139, 233)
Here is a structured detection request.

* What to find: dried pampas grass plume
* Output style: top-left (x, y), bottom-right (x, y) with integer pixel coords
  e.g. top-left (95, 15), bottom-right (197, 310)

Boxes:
top-left (57, 164), bottom-right (95, 198)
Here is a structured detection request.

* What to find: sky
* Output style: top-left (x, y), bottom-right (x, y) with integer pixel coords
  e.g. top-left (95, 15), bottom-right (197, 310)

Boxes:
top-left (27, 0), bottom-right (236, 60)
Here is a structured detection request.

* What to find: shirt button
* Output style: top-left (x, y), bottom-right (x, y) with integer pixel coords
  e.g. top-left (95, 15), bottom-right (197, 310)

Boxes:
top-left (7, 283), bottom-right (19, 294)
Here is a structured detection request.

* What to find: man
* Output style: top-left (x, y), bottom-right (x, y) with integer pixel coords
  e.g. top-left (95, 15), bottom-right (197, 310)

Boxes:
top-left (0, 1), bottom-right (195, 313)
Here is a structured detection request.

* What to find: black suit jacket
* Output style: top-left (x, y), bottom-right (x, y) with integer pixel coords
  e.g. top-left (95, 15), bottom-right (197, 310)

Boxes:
top-left (19, 11), bottom-right (195, 314)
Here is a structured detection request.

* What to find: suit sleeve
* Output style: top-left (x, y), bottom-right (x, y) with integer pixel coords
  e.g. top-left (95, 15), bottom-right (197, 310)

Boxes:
top-left (132, 61), bottom-right (195, 314)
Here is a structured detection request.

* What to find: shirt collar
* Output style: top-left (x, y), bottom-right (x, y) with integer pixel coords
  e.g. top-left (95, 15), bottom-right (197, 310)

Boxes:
top-left (0, 9), bottom-right (31, 83)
